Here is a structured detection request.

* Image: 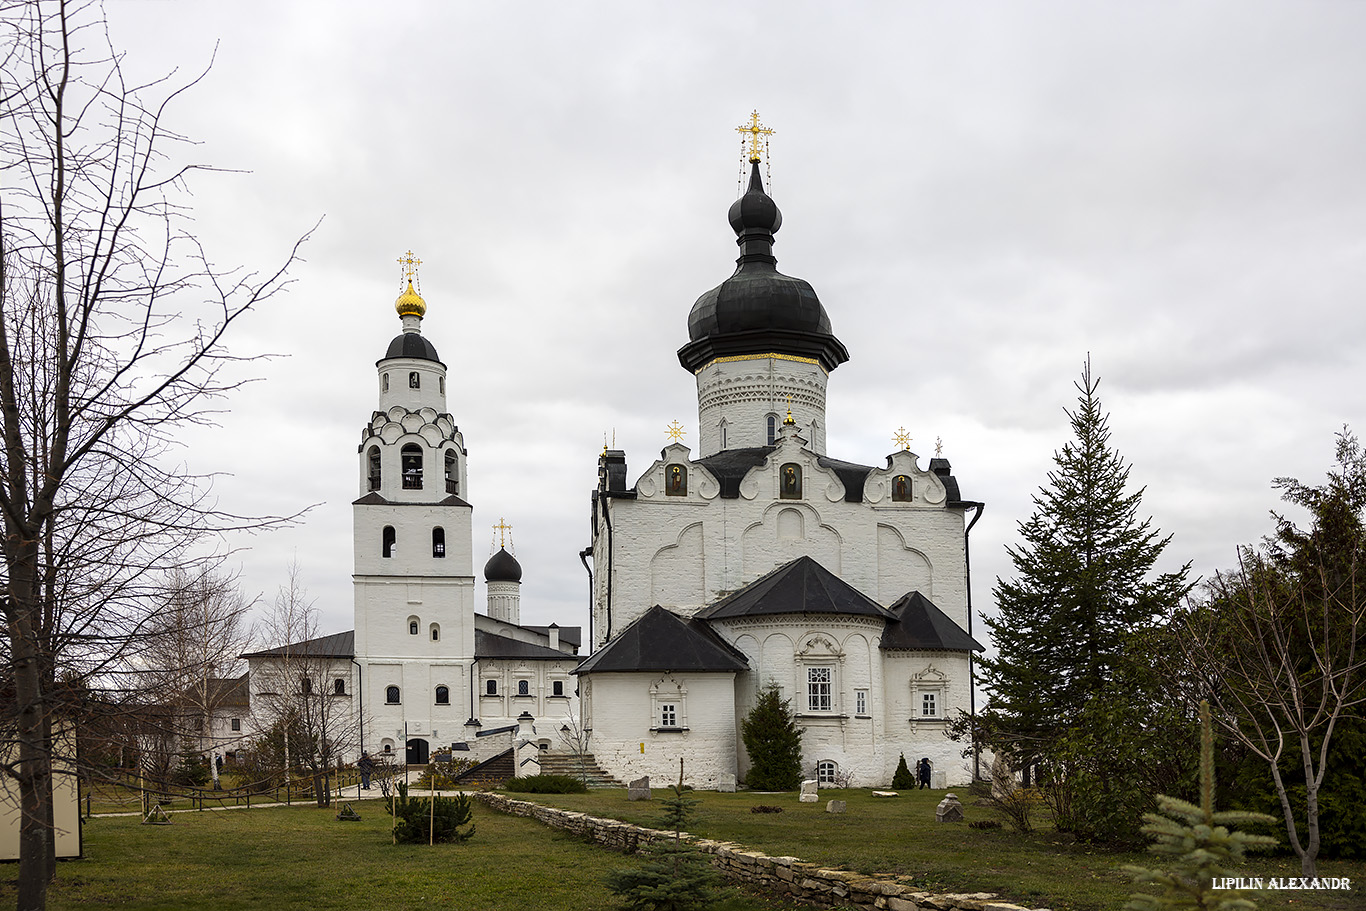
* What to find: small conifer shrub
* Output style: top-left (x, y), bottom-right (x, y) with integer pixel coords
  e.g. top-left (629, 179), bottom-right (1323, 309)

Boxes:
top-left (503, 774), bottom-right (588, 794)
top-left (891, 753), bottom-right (915, 789)
top-left (606, 760), bottom-right (724, 911)
top-left (1123, 701), bottom-right (1275, 911)
top-left (741, 685), bottom-right (803, 791)
top-left (391, 783), bottom-right (475, 844)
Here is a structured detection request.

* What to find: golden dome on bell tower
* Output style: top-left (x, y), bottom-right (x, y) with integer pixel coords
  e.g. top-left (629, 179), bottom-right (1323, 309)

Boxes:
top-left (394, 250), bottom-right (427, 318)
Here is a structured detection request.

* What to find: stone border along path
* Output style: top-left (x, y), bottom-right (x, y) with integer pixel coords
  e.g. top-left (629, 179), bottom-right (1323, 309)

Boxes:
top-left (476, 792), bottom-right (1052, 911)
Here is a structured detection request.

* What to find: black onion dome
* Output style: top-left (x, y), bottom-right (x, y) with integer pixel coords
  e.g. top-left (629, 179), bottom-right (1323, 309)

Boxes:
top-left (484, 547), bottom-right (522, 583)
top-left (678, 162), bottom-right (848, 374)
top-left (382, 332), bottom-right (442, 363)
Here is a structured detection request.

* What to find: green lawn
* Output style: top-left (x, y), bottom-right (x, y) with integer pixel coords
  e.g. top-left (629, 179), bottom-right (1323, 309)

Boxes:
top-left (1, 799), bottom-right (806, 911)
top-left (514, 787), bottom-right (1364, 911)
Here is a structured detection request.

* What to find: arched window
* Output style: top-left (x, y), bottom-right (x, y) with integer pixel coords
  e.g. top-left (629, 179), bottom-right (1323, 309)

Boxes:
top-left (408, 617), bottom-right (419, 636)
top-left (766, 414), bottom-right (778, 445)
top-left (333, 679), bottom-right (346, 696)
top-left (485, 679), bottom-right (498, 696)
top-left (382, 373), bottom-right (390, 393)
top-left (408, 371), bottom-right (420, 389)
top-left (430, 623), bottom-right (440, 642)
top-left (367, 446), bottom-right (381, 491)
top-left (780, 463), bottom-right (803, 499)
top-left (439, 376), bottom-right (445, 394)
top-left (432, 527), bottom-right (445, 558)
top-left (517, 680), bottom-right (530, 696)
top-left (300, 676), bottom-right (312, 695)
top-left (665, 464), bottom-right (687, 497)
top-left (401, 444), bottom-right (423, 489)
top-left (382, 742), bottom-right (393, 754)
top-left (816, 760), bottom-right (838, 786)
top-left (385, 686), bottom-right (401, 705)
top-left (382, 526), bottom-right (396, 558)
top-left (719, 421), bottom-right (728, 449)
top-left (892, 475), bottom-right (912, 502)
top-left (444, 450), bottom-right (458, 495)
top-left (435, 685), bottom-right (450, 705)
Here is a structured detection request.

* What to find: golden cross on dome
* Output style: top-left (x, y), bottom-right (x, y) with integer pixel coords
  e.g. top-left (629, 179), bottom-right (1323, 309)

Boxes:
top-left (893, 427), bottom-right (912, 451)
top-left (737, 110), bottom-right (775, 164)
top-left (397, 250), bottom-right (423, 286)
top-left (666, 420), bottom-right (687, 443)
top-left (493, 518), bottom-right (513, 549)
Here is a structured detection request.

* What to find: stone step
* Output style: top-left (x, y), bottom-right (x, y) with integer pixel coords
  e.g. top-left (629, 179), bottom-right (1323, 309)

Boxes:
top-left (535, 752), bottom-right (623, 788)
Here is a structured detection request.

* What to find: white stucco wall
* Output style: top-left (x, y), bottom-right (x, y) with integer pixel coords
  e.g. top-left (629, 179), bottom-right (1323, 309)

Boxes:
top-left (694, 354), bottom-right (829, 456)
top-left (581, 671), bottom-right (739, 791)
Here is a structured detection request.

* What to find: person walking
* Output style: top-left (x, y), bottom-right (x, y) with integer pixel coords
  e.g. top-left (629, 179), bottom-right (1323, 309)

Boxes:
top-left (358, 752), bottom-right (374, 791)
top-left (917, 757), bottom-right (932, 790)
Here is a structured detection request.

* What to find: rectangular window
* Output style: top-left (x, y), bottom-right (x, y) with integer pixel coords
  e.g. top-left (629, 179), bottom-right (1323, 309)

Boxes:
top-left (485, 679), bottom-right (497, 695)
top-left (855, 689), bottom-right (867, 716)
top-left (552, 680), bottom-right (564, 697)
top-left (660, 704), bottom-right (677, 728)
top-left (230, 718), bottom-right (241, 732)
top-left (807, 667), bottom-right (832, 713)
top-left (921, 693), bottom-right (937, 717)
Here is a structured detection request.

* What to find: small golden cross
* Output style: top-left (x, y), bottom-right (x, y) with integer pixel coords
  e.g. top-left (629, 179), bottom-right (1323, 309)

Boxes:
top-left (736, 110), bottom-right (775, 164)
top-left (666, 420), bottom-right (687, 443)
top-left (893, 427), bottom-right (912, 451)
top-left (935, 436), bottom-right (944, 457)
top-left (493, 517), bottom-right (512, 548)
top-left (397, 250), bottom-right (423, 285)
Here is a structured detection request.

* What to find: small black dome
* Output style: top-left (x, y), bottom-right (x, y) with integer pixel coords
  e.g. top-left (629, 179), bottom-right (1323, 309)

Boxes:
top-left (383, 331), bottom-right (442, 363)
top-left (484, 547), bottom-right (522, 583)
top-left (678, 162), bottom-right (848, 374)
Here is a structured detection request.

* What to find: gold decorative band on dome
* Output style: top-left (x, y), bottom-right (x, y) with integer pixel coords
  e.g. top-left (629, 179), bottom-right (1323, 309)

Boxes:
top-left (694, 353), bottom-right (826, 375)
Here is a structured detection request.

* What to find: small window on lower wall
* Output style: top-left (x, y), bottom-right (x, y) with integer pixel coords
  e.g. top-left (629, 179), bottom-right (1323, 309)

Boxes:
top-left (435, 685), bottom-right (450, 705)
top-left (855, 689), bottom-right (868, 716)
top-left (385, 686), bottom-right (401, 705)
top-left (230, 718), bottom-right (241, 732)
top-left (816, 760), bottom-right (838, 786)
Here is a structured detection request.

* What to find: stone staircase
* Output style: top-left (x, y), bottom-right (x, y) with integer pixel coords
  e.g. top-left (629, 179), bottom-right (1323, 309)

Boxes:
top-left (535, 751), bottom-right (623, 789)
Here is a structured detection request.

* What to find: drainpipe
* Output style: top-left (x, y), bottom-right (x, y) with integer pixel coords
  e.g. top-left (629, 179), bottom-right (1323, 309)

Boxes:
top-left (350, 658), bottom-right (365, 757)
top-left (578, 546), bottom-right (594, 650)
top-left (960, 501), bottom-right (986, 781)
top-left (600, 496), bottom-right (614, 643)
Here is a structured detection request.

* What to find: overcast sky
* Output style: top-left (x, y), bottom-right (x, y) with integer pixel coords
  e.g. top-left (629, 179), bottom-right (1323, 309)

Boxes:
top-left (94, 1), bottom-right (1366, 650)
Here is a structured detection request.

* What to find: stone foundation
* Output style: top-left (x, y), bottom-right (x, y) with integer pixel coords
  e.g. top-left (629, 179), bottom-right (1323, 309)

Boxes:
top-left (475, 792), bottom-right (1049, 911)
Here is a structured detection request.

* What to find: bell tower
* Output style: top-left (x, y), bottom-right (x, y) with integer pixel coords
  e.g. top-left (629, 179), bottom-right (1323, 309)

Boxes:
top-left (353, 252), bottom-right (475, 755)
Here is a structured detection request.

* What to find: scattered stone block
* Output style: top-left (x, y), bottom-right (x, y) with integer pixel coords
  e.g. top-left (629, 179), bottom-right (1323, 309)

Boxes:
top-left (826, 799), bottom-right (847, 814)
top-left (799, 779), bottom-right (819, 802)
top-left (935, 793), bottom-right (964, 823)
top-left (627, 775), bottom-right (651, 801)
top-left (932, 770), bottom-right (948, 790)
top-left (872, 790), bottom-right (899, 797)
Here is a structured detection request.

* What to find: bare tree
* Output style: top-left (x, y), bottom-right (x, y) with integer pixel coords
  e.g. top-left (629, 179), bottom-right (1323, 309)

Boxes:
top-left (1176, 433), bottom-right (1366, 877)
top-left (248, 563), bottom-right (355, 808)
top-left (141, 566), bottom-right (253, 788)
top-left (0, 2), bottom-right (303, 905)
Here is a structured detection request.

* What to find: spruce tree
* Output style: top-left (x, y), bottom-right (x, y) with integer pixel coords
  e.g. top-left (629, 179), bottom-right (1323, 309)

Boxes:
top-left (891, 753), bottom-right (915, 790)
top-left (979, 359), bottom-right (1191, 770)
top-left (740, 685), bottom-right (804, 791)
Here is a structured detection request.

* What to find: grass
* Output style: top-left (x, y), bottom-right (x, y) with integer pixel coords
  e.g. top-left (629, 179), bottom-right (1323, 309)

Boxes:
top-left (513, 787), bottom-right (1365, 911)
top-left (0, 798), bottom-right (809, 911)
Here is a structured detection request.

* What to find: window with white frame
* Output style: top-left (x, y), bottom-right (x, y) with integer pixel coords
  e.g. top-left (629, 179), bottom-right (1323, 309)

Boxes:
top-left (910, 664), bottom-right (949, 724)
top-left (816, 760), bottom-right (838, 786)
top-left (807, 666), bottom-right (833, 713)
top-left (921, 692), bottom-right (938, 718)
top-left (855, 689), bottom-right (868, 716)
top-left (650, 675), bottom-right (687, 731)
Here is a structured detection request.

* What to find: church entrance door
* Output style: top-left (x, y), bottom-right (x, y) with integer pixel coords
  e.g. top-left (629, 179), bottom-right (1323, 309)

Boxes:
top-left (406, 738), bottom-right (429, 765)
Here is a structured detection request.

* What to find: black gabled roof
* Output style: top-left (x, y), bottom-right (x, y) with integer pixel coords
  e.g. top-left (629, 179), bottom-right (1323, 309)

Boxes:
top-left (880, 592), bottom-right (983, 652)
top-left (697, 556), bottom-right (894, 621)
top-left (816, 455), bottom-right (875, 503)
top-left (572, 606), bottom-right (748, 675)
top-left (693, 447), bottom-right (774, 499)
top-left (526, 624), bottom-right (582, 648)
top-left (475, 629), bottom-right (579, 662)
top-left (243, 630), bottom-right (356, 660)
top-left (382, 331), bottom-right (442, 364)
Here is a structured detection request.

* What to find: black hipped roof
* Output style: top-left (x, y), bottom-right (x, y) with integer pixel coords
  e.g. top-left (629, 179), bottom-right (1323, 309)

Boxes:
top-left (572, 606), bottom-right (748, 675)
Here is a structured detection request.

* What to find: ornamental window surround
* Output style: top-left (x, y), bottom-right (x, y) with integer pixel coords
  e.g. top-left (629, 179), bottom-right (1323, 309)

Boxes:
top-left (650, 675), bottom-right (687, 731)
top-left (796, 634), bottom-right (844, 716)
top-left (807, 666), bottom-right (833, 713)
top-left (910, 665), bottom-right (949, 725)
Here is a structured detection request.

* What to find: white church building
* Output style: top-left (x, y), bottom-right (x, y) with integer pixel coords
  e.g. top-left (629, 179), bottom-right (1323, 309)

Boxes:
top-left (575, 150), bottom-right (984, 791)
top-left (241, 266), bottom-right (581, 767)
